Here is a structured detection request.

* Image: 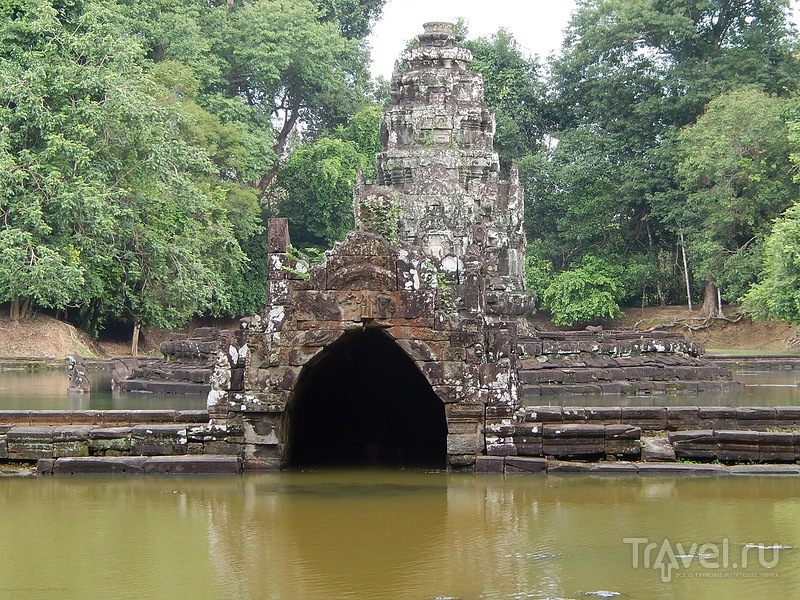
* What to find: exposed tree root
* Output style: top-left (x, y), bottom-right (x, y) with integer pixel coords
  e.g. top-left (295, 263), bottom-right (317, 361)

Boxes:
top-left (787, 327), bottom-right (800, 348)
top-left (634, 313), bottom-right (744, 333)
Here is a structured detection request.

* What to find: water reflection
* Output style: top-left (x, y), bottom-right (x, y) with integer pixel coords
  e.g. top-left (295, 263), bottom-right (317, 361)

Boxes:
top-left (0, 369), bottom-right (205, 410)
top-left (3, 365), bottom-right (800, 411)
top-left (531, 367), bottom-right (800, 407)
top-left (1, 471), bottom-right (799, 600)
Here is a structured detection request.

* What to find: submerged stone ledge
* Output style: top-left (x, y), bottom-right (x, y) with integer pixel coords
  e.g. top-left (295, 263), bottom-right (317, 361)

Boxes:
top-left (476, 457), bottom-right (800, 476)
top-left (37, 455), bottom-right (241, 475)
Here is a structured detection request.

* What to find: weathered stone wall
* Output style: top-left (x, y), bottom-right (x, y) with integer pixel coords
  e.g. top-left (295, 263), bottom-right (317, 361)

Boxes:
top-left (3, 405), bottom-right (800, 473)
top-left (118, 327), bottom-right (243, 395)
top-left (518, 330), bottom-right (739, 397)
top-left (483, 406), bottom-right (800, 465)
top-left (0, 410), bottom-right (246, 474)
top-left (517, 405), bottom-right (800, 431)
top-left (206, 219), bottom-right (520, 470)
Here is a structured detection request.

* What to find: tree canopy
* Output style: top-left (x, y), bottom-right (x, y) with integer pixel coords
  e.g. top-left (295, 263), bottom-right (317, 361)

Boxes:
top-left (4, 0), bottom-right (800, 336)
top-left (519, 0), bottom-right (800, 321)
top-left (0, 0), bottom-right (384, 341)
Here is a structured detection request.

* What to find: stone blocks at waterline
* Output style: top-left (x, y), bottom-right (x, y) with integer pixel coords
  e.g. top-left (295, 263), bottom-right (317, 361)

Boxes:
top-left (222, 224), bottom-right (519, 469)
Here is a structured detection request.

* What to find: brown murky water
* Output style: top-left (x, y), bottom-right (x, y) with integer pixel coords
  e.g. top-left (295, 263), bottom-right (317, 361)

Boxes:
top-left (1, 470), bottom-right (799, 600)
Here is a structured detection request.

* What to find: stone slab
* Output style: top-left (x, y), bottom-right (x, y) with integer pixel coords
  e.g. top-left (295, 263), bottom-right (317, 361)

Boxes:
top-left (504, 456), bottom-right (547, 473)
top-left (143, 455), bottom-right (241, 474)
top-left (6, 426), bottom-right (56, 459)
top-left (51, 457), bottom-right (148, 475)
top-left (729, 464), bottom-right (800, 475)
top-left (589, 462), bottom-right (639, 473)
top-left (475, 456), bottom-right (506, 473)
top-left (543, 424), bottom-right (606, 438)
top-left (36, 458), bottom-right (56, 475)
top-left (486, 443), bottom-right (517, 456)
top-left (524, 407), bottom-right (563, 423)
top-left (546, 460), bottom-right (593, 473)
top-left (637, 463), bottom-right (729, 474)
top-left (131, 425), bottom-right (188, 456)
top-left (641, 437), bottom-right (676, 462)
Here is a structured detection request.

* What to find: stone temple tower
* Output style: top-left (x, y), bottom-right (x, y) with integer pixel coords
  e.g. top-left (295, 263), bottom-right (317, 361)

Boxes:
top-left (355, 21), bottom-right (532, 319)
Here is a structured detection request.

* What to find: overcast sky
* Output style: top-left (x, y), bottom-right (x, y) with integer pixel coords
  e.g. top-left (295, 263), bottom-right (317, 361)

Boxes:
top-left (368, 0), bottom-right (800, 80)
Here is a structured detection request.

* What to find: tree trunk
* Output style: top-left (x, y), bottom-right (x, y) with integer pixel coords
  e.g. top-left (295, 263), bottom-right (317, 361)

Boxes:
top-left (258, 107), bottom-right (300, 196)
top-left (679, 231), bottom-right (693, 312)
top-left (21, 297), bottom-right (32, 319)
top-left (10, 296), bottom-right (33, 320)
top-left (701, 278), bottom-right (719, 317)
top-left (9, 296), bottom-right (20, 321)
top-left (647, 224), bottom-right (666, 306)
top-left (131, 322), bottom-right (141, 357)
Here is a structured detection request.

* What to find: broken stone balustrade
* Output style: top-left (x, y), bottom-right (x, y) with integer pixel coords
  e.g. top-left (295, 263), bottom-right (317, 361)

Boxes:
top-left (117, 328), bottom-right (245, 395)
top-left (517, 329), bottom-right (739, 397)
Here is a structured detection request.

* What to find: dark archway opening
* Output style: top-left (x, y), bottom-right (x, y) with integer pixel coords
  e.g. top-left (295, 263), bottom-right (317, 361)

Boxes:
top-left (285, 328), bottom-right (447, 469)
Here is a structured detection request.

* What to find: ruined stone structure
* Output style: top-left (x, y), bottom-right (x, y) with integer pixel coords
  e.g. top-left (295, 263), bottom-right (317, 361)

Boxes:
top-left (201, 22), bottom-right (531, 470)
top-left (192, 21), bottom-right (739, 472)
top-left (0, 23), bottom-right (777, 477)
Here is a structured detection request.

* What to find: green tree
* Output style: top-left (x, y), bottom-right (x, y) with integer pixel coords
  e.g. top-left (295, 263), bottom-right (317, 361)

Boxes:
top-left (541, 256), bottom-right (624, 326)
top-left (276, 138), bottom-right (365, 248)
top-left (0, 0), bottom-right (247, 348)
top-left (670, 88), bottom-right (798, 313)
top-left (117, 0), bottom-right (381, 196)
top-left (537, 0), bottom-right (799, 309)
top-left (741, 111), bottom-right (800, 324)
top-left (205, 0), bottom-right (376, 193)
top-left (742, 202), bottom-right (800, 324)
top-left (312, 0), bottom-right (386, 40)
top-left (335, 104), bottom-right (382, 180)
top-left (464, 28), bottom-right (548, 170)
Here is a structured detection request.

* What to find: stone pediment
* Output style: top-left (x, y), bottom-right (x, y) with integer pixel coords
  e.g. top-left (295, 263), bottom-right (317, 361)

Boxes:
top-left (307, 231), bottom-right (402, 292)
top-left (329, 231), bottom-right (395, 258)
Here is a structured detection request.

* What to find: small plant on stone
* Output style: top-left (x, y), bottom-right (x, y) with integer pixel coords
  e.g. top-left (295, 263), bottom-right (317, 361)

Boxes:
top-left (360, 196), bottom-right (400, 243)
top-left (433, 270), bottom-right (457, 314)
top-left (282, 245), bottom-right (324, 280)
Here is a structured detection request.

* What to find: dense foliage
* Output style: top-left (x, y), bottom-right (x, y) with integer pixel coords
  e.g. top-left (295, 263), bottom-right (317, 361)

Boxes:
top-left (4, 0), bottom-right (800, 338)
top-left (0, 0), bottom-right (383, 341)
top-left (520, 0), bottom-right (800, 323)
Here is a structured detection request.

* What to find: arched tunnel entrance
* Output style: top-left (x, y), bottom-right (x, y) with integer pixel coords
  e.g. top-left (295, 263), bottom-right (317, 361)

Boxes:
top-left (284, 328), bottom-right (448, 468)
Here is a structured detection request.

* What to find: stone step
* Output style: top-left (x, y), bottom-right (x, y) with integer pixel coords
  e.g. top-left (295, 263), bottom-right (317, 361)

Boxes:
top-left (120, 379), bottom-right (210, 395)
top-left (2, 421), bottom-right (217, 460)
top-left (519, 364), bottom-right (730, 385)
top-left (131, 365), bottom-right (211, 383)
top-left (38, 455), bottom-right (242, 475)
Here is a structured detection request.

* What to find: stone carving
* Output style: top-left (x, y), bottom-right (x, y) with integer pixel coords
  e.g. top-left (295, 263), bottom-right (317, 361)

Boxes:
top-left (66, 355), bottom-right (91, 393)
top-left (355, 21), bottom-right (531, 319)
